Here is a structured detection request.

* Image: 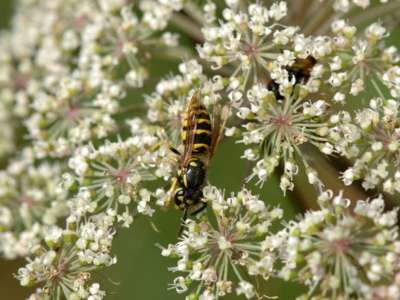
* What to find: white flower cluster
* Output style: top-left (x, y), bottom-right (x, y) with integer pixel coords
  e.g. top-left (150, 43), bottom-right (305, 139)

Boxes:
top-left (0, 151), bottom-right (68, 259)
top-left (25, 74), bottom-right (123, 158)
top-left (322, 20), bottom-right (398, 99)
top-left (0, 0), bottom-right (181, 159)
top-left (331, 98), bottom-right (400, 193)
top-left (80, 0), bottom-right (181, 88)
top-left (373, 261), bottom-right (400, 300)
top-left (162, 186), bottom-right (283, 299)
top-left (329, 0), bottom-right (390, 12)
top-left (0, 0), bottom-right (399, 299)
top-left (17, 212), bottom-right (116, 300)
top-left (383, 65), bottom-right (400, 98)
top-left (0, 102), bottom-right (15, 158)
top-left (0, 0), bottom-right (90, 119)
top-left (198, 1), bottom-right (299, 88)
top-left (277, 190), bottom-right (400, 299)
top-left (66, 124), bottom-right (170, 225)
top-left (236, 81), bottom-right (332, 193)
top-left (0, 0), bottom-right (182, 298)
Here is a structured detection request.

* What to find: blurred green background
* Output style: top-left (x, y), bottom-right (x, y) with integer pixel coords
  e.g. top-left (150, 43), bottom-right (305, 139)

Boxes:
top-left (0, 1), bottom-right (399, 299)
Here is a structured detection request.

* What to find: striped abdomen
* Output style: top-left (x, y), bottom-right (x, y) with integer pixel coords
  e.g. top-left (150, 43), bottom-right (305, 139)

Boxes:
top-left (181, 104), bottom-right (212, 155)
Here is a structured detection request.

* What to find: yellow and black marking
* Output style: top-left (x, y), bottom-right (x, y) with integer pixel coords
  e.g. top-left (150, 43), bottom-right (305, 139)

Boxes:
top-left (168, 92), bottom-right (230, 235)
top-left (174, 186), bottom-right (186, 209)
top-left (178, 158), bottom-right (206, 190)
top-left (181, 104), bottom-right (212, 155)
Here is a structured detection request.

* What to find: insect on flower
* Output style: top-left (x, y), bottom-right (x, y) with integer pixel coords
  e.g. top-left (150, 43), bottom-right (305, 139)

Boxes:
top-left (167, 91), bottom-right (229, 233)
top-left (267, 55), bottom-right (317, 100)
top-left (287, 55), bottom-right (317, 84)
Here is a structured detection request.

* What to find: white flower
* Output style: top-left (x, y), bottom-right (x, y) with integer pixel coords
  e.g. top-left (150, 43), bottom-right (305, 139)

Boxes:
top-left (162, 186), bottom-right (280, 299)
top-left (278, 190), bottom-right (400, 298)
top-left (236, 281), bottom-right (255, 299)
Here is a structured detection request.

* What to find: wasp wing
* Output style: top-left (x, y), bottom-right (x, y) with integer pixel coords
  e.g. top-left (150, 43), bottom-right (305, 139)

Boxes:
top-left (205, 103), bottom-right (230, 166)
top-left (180, 92), bottom-right (200, 168)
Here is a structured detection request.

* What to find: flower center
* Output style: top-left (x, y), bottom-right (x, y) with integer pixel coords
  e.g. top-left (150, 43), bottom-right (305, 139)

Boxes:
top-left (272, 115), bottom-right (292, 128)
top-left (244, 43), bottom-right (259, 58)
top-left (382, 138), bottom-right (393, 151)
top-left (74, 15), bottom-right (88, 29)
top-left (18, 195), bottom-right (33, 208)
top-left (51, 260), bottom-right (67, 282)
top-left (327, 238), bottom-right (351, 254)
top-left (13, 74), bottom-right (29, 92)
top-left (115, 40), bottom-right (124, 58)
top-left (374, 125), bottom-right (399, 152)
top-left (114, 169), bottom-right (131, 184)
top-left (66, 106), bottom-right (80, 120)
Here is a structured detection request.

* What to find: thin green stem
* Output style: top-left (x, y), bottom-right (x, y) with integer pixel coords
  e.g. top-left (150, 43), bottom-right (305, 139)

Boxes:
top-left (349, 1), bottom-right (400, 28)
top-left (171, 13), bottom-right (204, 42)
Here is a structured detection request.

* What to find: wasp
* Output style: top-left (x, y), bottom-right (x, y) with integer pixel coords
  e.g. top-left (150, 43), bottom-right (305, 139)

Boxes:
top-left (168, 92), bottom-right (229, 232)
top-left (267, 55), bottom-right (317, 100)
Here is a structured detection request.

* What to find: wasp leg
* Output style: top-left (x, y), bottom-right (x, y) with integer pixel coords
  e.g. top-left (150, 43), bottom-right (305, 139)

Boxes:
top-left (190, 201), bottom-right (207, 216)
top-left (166, 177), bottom-right (178, 209)
top-left (149, 140), bottom-right (168, 152)
top-left (169, 146), bottom-right (181, 156)
top-left (149, 141), bottom-right (181, 157)
top-left (178, 208), bottom-right (188, 237)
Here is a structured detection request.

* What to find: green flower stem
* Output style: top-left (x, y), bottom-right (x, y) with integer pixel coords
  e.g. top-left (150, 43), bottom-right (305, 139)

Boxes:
top-left (171, 12), bottom-right (204, 43)
top-left (350, 1), bottom-right (400, 28)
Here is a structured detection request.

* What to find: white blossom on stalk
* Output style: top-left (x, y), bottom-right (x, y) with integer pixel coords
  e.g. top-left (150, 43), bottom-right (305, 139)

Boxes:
top-left (0, 0), bottom-right (400, 299)
top-left (0, 152), bottom-right (68, 259)
top-left (25, 73), bottom-right (123, 158)
top-left (382, 65), bottom-right (400, 97)
top-left (0, 0), bottom-right (98, 118)
top-left (0, 102), bottom-right (16, 158)
top-left (67, 127), bottom-right (168, 224)
top-left (331, 98), bottom-right (400, 193)
top-left (373, 260), bottom-right (400, 300)
top-left (327, 0), bottom-right (392, 12)
top-left (237, 80), bottom-right (332, 193)
top-left (198, 1), bottom-right (303, 89)
top-left (319, 20), bottom-right (398, 98)
top-left (80, 2), bottom-right (180, 88)
top-left (277, 190), bottom-right (400, 299)
top-left (16, 213), bottom-right (116, 300)
top-left (161, 186), bottom-right (282, 299)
